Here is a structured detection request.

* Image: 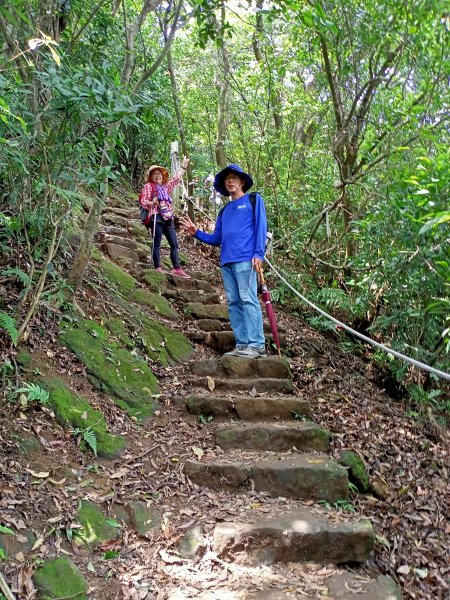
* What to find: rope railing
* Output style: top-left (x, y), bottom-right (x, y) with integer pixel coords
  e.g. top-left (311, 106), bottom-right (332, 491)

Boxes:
top-left (178, 182), bottom-right (450, 382)
top-left (266, 258), bottom-right (450, 382)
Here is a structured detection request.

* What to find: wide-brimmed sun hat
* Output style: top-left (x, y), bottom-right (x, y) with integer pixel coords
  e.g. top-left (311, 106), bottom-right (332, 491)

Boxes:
top-left (146, 164), bottom-right (169, 184)
top-left (214, 163), bottom-right (253, 196)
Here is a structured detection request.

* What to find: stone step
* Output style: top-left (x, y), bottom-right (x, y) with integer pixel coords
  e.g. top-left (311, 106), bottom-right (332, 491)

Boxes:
top-left (184, 394), bottom-right (311, 420)
top-left (215, 422), bottom-right (330, 452)
top-left (213, 508), bottom-right (374, 565)
top-left (99, 226), bottom-right (131, 237)
top-left (184, 453), bottom-right (348, 501)
top-left (191, 356), bottom-right (291, 380)
top-left (166, 289), bottom-right (221, 304)
top-left (193, 376), bottom-right (293, 394)
top-left (101, 213), bottom-right (128, 227)
top-left (96, 233), bottom-right (136, 249)
top-left (185, 302), bottom-right (228, 320)
top-left (203, 331), bottom-right (235, 352)
top-left (189, 270), bottom-right (217, 284)
top-left (101, 242), bottom-right (139, 263)
top-left (197, 318), bottom-right (223, 332)
top-left (104, 206), bottom-right (139, 219)
top-left (164, 572), bottom-right (400, 599)
top-left (323, 573), bottom-right (401, 600)
top-left (167, 278), bottom-right (214, 293)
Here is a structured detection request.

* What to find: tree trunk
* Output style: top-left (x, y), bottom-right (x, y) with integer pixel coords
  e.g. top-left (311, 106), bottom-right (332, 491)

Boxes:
top-left (167, 49), bottom-right (195, 221)
top-left (215, 4), bottom-right (230, 169)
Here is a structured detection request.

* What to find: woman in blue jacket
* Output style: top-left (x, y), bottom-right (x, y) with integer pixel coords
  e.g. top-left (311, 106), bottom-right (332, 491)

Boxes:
top-left (181, 164), bottom-right (267, 358)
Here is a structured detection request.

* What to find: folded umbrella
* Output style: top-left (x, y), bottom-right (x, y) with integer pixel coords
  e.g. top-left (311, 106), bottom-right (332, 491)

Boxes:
top-left (257, 266), bottom-right (281, 357)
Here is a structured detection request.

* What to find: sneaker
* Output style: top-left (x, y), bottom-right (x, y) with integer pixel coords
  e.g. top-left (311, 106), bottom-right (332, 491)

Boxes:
top-left (171, 268), bottom-right (191, 279)
top-left (223, 345), bottom-right (246, 357)
top-left (236, 346), bottom-right (266, 358)
top-left (155, 267), bottom-right (165, 273)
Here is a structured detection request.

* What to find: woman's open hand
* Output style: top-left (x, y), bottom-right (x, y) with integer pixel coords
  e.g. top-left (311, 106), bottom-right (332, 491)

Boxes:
top-left (179, 215), bottom-right (197, 236)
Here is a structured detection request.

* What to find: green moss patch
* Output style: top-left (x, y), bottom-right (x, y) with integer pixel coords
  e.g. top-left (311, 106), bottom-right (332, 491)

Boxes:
top-left (76, 500), bottom-right (119, 548)
top-left (99, 259), bottom-right (137, 295)
top-left (339, 450), bottom-right (370, 492)
top-left (44, 378), bottom-right (125, 458)
top-left (104, 317), bottom-right (134, 347)
top-left (98, 257), bottom-right (179, 320)
top-left (59, 317), bottom-right (159, 420)
top-left (129, 308), bottom-right (193, 365)
top-left (34, 557), bottom-right (87, 600)
top-left (133, 289), bottom-right (178, 320)
top-left (34, 556), bottom-right (87, 600)
top-left (140, 269), bottom-right (166, 291)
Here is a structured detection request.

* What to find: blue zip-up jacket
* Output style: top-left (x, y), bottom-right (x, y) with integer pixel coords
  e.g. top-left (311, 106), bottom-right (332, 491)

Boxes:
top-left (194, 193), bottom-right (267, 267)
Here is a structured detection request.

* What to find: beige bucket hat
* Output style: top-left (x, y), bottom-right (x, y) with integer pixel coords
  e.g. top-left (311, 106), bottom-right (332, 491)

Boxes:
top-left (146, 164), bottom-right (169, 184)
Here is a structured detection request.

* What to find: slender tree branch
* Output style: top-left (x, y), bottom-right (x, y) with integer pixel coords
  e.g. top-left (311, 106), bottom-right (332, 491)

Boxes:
top-left (131, 0), bottom-right (182, 94)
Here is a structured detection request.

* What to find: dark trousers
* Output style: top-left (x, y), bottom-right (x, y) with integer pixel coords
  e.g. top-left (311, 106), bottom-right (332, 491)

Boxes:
top-left (147, 216), bottom-right (180, 269)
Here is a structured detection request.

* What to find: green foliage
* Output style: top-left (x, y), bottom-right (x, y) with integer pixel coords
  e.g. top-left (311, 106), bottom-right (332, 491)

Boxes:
top-left (71, 426), bottom-right (98, 457)
top-left (0, 313), bottom-right (19, 346)
top-left (16, 382), bottom-right (50, 405)
top-left (0, 525), bottom-right (15, 535)
top-left (198, 414), bottom-right (213, 424)
top-left (1, 267), bottom-right (30, 286)
top-left (318, 499), bottom-right (356, 513)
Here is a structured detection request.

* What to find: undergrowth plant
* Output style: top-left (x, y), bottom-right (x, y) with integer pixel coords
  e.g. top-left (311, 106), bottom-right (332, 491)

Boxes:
top-left (15, 382), bottom-right (50, 406)
top-left (71, 426), bottom-right (98, 457)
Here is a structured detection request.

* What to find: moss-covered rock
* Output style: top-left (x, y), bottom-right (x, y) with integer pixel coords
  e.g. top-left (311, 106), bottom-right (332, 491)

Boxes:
top-left (140, 269), bottom-right (166, 292)
top-left (104, 317), bottom-right (134, 348)
top-left (90, 245), bottom-right (102, 261)
top-left (132, 289), bottom-right (178, 320)
top-left (339, 450), bottom-right (370, 492)
top-left (132, 310), bottom-right (194, 365)
top-left (129, 501), bottom-right (161, 537)
top-left (34, 557), bottom-right (87, 600)
top-left (59, 317), bottom-right (159, 420)
top-left (99, 259), bottom-right (137, 295)
top-left (179, 525), bottom-right (206, 558)
top-left (76, 500), bottom-right (119, 548)
top-left (44, 378), bottom-right (125, 458)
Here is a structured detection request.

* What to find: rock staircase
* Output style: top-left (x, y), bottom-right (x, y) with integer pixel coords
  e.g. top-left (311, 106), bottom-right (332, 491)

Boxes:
top-left (96, 204), bottom-right (401, 599)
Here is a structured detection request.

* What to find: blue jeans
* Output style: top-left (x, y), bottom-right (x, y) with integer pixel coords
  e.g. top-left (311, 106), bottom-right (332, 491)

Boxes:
top-left (221, 261), bottom-right (265, 348)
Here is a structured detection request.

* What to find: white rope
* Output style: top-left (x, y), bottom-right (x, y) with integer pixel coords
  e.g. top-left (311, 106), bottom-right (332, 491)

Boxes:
top-left (266, 258), bottom-right (450, 382)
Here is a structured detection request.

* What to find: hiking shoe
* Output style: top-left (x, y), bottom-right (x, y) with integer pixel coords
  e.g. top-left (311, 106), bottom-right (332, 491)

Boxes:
top-left (223, 345), bottom-right (246, 357)
top-left (155, 267), bottom-right (165, 273)
top-left (171, 268), bottom-right (191, 279)
top-left (236, 346), bottom-right (267, 358)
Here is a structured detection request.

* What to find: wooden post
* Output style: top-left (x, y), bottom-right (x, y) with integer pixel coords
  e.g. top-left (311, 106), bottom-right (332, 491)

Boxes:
top-left (170, 141), bottom-right (180, 206)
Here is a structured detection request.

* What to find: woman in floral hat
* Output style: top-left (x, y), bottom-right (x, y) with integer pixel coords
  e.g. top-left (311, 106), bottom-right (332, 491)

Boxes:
top-left (139, 156), bottom-right (190, 278)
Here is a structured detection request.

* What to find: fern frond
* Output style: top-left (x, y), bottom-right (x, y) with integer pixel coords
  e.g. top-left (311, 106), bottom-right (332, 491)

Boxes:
top-left (1, 267), bottom-right (31, 286)
top-left (16, 382), bottom-right (50, 405)
top-left (82, 427), bottom-right (98, 457)
top-left (0, 312), bottom-right (19, 346)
